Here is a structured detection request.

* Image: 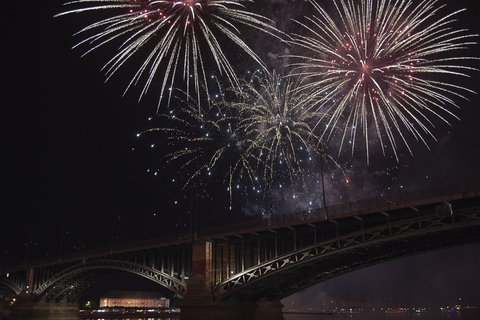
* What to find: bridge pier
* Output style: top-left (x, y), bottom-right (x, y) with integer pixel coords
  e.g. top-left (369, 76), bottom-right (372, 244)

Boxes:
top-left (181, 242), bottom-right (284, 320)
top-left (254, 301), bottom-right (285, 320)
top-left (8, 269), bottom-right (79, 320)
top-left (180, 274), bottom-right (284, 320)
top-left (9, 291), bottom-right (79, 320)
top-left (9, 301), bottom-right (79, 320)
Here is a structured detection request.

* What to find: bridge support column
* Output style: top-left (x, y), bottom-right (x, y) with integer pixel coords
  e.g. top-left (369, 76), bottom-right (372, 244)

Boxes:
top-left (254, 301), bottom-right (285, 320)
top-left (9, 269), bottom-right (79, 320)
top-left (180, 275), bottom-right (284, 320)
top-left (191, 241), bottom-right (213, 285)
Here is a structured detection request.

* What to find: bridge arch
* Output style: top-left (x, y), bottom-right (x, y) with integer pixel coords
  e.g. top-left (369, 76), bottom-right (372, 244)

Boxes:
top-left (0, 278), bottom-right (22, 302)
top-left (213, 211), bottom-right (480, 301)
top-left (33, 259), bottom-right (187, 303)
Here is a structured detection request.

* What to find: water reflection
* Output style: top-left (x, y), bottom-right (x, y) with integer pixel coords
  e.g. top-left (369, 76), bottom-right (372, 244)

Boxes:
top-left (283, 309), bottom-right (480, 320)
top-left (84, 318), bottom-right (178, 320)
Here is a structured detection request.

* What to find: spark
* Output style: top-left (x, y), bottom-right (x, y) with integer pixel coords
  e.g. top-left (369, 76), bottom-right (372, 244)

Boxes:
top-left (287, 0), bottom-right (478, 163)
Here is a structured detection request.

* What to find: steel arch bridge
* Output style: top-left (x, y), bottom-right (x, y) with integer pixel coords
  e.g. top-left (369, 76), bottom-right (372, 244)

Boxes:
top-left (32, 259), bottom-right (187, 303)
top-left (0, 240), bottom-right (192, 304)
top-left (1, 178), bottom-right (479, 307)
top-left (212, 209), bottom-right (480, 301)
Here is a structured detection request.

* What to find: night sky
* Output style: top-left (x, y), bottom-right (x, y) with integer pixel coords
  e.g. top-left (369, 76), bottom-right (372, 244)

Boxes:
top-left (2, 0), bottom-right (480, 306)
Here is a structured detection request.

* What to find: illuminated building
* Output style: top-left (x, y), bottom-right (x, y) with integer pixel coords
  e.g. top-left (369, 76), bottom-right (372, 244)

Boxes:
top-left (99, 291), bottom-right (170, 308)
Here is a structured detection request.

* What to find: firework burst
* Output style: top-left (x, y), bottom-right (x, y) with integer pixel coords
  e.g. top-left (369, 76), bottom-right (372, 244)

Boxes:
top-left (233, 71), bottom-right (327, 193)
top-left (56, 0), bottom-right (283, 111)
top-left (138, 72), bottom-right (335, 210)
top-left (287, 0), bottom-right (478, 163)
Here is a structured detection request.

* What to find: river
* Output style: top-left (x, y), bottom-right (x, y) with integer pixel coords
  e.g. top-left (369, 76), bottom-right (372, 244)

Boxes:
top-left (283, 309), bottom-right (480, 320)
top-left (74, 308), bottom-right (480, 320)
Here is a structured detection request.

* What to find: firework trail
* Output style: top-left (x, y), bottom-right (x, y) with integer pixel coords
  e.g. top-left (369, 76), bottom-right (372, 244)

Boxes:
top-left (56, 0), bottom-right (283, 111)
top-left (287, 0), bottom-right (478, 163)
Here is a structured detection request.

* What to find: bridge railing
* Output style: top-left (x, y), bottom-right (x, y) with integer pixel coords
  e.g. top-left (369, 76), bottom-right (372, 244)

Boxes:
top-left (198, 179), bottom-right (480, 238)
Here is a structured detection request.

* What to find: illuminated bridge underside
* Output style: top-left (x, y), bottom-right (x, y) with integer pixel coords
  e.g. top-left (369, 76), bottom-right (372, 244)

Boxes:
top-left (214, 210), bottom-right (480, 301)
top-left (33, 260), bottom-right (187, 303)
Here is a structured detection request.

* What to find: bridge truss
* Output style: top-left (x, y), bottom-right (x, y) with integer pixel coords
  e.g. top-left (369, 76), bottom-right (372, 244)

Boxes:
top-left (33, 260), bottom-right (187, 303)
top-left (212, 204), bottom-right (480, 301)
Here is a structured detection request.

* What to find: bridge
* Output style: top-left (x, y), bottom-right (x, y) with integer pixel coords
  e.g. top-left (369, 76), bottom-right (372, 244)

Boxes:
top-left (1, 179), bottom-right (480, 320)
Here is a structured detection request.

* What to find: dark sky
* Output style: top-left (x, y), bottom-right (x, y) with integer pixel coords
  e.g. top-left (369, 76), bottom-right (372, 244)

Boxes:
top-left (1, 0), bottom-right (480, 305)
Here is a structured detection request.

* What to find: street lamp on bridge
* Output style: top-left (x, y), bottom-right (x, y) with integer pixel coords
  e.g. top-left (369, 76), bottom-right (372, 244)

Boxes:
top-left (319, 150), bottom-right (329, 220)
